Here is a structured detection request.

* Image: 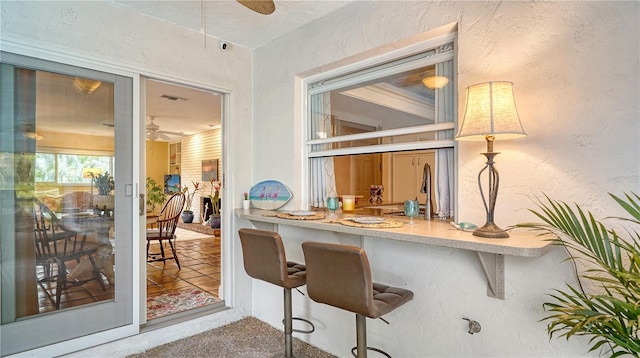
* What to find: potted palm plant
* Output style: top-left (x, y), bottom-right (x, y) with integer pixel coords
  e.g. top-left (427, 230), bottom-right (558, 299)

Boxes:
top-left (517, 193), bottom-right (640, 356)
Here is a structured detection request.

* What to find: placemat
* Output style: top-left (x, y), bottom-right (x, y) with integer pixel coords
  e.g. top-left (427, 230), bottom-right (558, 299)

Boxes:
top-left (329, 218), bottom-right (404, 228)
top-left (276, 212), bottom-right (326, 220)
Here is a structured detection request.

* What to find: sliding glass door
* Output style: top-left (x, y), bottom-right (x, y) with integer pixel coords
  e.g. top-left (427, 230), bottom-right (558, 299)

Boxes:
top-left (0, 52), bottom-right (135, 355)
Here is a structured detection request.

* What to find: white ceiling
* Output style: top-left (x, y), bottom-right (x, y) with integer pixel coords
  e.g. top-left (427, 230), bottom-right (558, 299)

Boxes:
top-left (109, 0), bottom-right (357, 49)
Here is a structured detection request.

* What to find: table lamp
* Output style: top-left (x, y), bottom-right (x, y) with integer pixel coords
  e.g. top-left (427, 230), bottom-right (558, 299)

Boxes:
top-left (455, 81), bottom-right (526, 238)
top-left (82, 167), bottom-right (103, 196)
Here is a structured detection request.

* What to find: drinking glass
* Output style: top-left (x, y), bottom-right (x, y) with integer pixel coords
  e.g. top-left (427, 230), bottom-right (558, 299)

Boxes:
top-left (404, 200), bottom-right (420, 224)
top-left (327, 197), bottom-right (339, 216)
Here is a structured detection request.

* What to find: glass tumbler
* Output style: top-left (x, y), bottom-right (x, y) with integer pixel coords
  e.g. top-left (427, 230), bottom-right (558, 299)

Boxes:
top-left (327, 197), bottom-right (339, 216)
top-left (404, 200), bottom-right (420, 224)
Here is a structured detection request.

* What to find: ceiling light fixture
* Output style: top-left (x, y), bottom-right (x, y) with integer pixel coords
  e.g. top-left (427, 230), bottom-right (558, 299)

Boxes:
top-left (73, 77), bottom-right (102, 94)
top-left (421, 76), bottom-right (449, 90)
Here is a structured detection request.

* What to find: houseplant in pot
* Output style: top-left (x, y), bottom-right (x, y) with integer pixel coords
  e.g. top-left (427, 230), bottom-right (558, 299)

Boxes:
top-left (90, 171), bottom-right (115, 211)
top-left (517, 193), bottom-right (640, 357)
top-left (208, 179), bottom-right (221, 228)
top-left (181, 181), bottom-right (200, 223)
top-left (145, 177), bottom-right (165, 212)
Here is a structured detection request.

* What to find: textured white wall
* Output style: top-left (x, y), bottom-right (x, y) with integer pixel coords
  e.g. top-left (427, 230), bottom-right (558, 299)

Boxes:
top-left (252, 1), bottom-right (639, 356)
top-left (2, 0), bottom-right (639, 356)
top-left (1, 1), bottom-right (254, 356)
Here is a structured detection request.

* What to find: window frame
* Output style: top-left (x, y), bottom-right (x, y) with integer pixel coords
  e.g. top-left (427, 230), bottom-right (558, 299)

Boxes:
top-left (34, 151), bottom-right (115, 185)
top-left (298, 26), bottom-right (458, 208)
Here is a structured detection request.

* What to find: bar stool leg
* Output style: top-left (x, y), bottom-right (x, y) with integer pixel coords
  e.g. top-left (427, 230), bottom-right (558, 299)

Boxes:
top-left (356, 314), bottom-right (367, 358)
top-left (284, 287), bottom-right (294, 357)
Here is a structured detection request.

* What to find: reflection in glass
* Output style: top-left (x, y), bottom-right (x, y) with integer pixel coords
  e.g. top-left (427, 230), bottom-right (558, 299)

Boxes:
top-left (308, 54), bottom-right (456, 219)
top-left (2, 69), bottom-right (115, 320)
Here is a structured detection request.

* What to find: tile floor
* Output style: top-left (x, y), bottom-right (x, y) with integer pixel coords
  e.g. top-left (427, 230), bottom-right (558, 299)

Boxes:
top-left (38, 233), bottom-right (221, 317)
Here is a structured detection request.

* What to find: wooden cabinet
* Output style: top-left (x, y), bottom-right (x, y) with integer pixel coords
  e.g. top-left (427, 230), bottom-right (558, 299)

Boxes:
top-left (169, 142), bottom-right (181, 174)
top-left (390, 150), bottom-right (435, 207)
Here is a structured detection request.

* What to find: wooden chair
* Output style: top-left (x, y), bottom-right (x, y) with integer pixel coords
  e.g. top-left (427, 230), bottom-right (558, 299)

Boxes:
top-left (146, 192), bottom-right (185, 269)
top-left (33, 199), bottom-right (105, 309)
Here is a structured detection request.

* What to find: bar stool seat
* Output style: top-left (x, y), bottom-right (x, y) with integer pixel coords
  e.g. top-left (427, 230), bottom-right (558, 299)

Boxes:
top-left (239, 228), bottom-right (314, 358)
top-left (302, 241), bottom-right (413, 357)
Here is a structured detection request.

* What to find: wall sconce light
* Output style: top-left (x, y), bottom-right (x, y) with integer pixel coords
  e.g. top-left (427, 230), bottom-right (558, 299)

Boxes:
top-left (73, 77), bottom-right (102, 94)
top-left (455, 81), bottom-right (526, 238)
top-left (421, 76), bottom-right (449, 90)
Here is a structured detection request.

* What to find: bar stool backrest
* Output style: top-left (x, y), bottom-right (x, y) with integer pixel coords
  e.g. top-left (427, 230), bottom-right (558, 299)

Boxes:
top-left (239, 228), bottom-right (303, 288)
top-left (302, 241), bottom-right (375, 317)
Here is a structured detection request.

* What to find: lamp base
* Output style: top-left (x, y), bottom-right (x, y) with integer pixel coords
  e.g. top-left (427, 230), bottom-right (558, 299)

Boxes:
top-left (472, 221), bottom-right (510, 239)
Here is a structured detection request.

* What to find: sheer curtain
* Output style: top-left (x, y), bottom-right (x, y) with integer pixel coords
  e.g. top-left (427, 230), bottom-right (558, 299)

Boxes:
top-left (435, 60), bottom-right (455, 218)
top-left (309, 93), bottom-right (337, 208)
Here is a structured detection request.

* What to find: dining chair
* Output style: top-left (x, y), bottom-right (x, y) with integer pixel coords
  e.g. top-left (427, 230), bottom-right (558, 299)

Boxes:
top-left (146, 191), bottom-right (185, 269)
top-left (33, 199), bottom-right (106, 309)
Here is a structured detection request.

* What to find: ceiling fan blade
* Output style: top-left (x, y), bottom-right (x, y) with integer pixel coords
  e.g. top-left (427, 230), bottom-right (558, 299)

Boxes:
top-left (236, 0), bottom-right (275, 15)
top-left (158, 130), bottom-right (184, 136)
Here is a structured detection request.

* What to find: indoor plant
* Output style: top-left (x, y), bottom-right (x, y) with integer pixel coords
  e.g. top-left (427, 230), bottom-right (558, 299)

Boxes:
top-left (181, 181), bottom-right (200, 223)
top-left (517, 193), bottom-right (640, 357)
top-left (90, 171), bottom-right (115, 210)
top-left (243, 192), bottom-right (250, 210)
top-left (90, 171), bottom-right (114, 195)
top-left (145, 177), bottom-right (165, 212)
top-left (208, 179), bottom-right (221, 228)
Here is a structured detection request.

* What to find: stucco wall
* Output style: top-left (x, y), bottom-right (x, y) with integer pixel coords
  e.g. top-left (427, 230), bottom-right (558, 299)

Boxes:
top-left (252, 1), bottom-right (639, 356)
top-left (1, 1), bottom-right (254, 356)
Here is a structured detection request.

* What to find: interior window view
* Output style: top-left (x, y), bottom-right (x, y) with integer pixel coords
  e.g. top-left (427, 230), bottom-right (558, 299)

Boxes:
top-left (0, 70), bottom-right (222, 325)
top-left (307, 54), bottom-right (456, 218)
top-left (144, 79), bottom-right (224, 320)
top-left (1, 1), bottom-right (637, 357)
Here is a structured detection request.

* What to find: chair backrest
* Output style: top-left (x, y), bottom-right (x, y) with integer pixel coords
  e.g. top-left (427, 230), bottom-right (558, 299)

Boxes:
top-left (156, 191), bottom-right (185, 237)
top-left (33, 199), bottom-right (90, 262)
top-left (238, 228), bottom-right (299, 288)
top-left (302, 241), bottom-right (375, 317)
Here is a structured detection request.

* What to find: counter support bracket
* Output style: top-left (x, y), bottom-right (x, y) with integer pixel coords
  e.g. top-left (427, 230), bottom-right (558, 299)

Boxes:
top-left (249, 220), bottom-right (277, 233)
top-left (332, 232), bottom-right (363, 247)
top-left (477, 252), bottom-right (505, 299)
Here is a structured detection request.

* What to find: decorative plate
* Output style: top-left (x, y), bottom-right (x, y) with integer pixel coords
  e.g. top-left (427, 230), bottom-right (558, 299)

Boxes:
top-left (249, 180), bottom-right (292, 210)
top-left (350, 217), bottom-right (385, 224)
top-left (289, 211), bottom-right (316, 216)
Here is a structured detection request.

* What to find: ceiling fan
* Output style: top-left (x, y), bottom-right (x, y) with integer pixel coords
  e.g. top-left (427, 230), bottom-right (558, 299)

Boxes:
top-left (236, 0), bottom-right (275, 15)
top-left (146, 116), bottom-right (184, 141)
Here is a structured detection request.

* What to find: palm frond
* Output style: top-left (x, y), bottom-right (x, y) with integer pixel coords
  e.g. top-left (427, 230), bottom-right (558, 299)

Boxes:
top-left (519, 193), bottom-right (640, 356)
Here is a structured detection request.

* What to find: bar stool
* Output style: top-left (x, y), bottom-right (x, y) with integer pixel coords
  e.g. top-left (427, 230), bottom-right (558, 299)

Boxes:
top-left (302, 241), bottom-right (414, 358)
top-left (238, 228), bottom-right (315, 358)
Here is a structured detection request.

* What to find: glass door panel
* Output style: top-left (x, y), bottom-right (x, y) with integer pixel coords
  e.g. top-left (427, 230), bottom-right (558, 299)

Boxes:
top-left (1, 52), bottom-right (134, 355)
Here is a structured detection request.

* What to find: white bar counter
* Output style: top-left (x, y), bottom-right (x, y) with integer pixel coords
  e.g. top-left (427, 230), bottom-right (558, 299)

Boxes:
top-left (235, 208), bottom-right (554, 299)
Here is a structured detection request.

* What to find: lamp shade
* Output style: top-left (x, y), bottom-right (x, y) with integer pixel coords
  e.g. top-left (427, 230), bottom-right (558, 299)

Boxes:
top-left (456, 81), bottom-right (526, 141)
top-left (82, 167), bottom-right (102, 179)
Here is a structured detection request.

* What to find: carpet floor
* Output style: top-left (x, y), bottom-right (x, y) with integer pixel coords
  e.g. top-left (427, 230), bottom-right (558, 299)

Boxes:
top-left (128, 317), bottom-right (336, 358)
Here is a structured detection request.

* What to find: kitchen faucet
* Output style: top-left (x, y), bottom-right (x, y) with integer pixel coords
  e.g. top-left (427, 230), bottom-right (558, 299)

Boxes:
top-left (420, 162), bottom-right (432, 220)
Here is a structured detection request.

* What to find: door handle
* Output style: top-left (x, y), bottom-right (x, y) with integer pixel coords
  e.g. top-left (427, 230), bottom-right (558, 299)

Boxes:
top-left (139, 194), bottom-right (145, 216)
